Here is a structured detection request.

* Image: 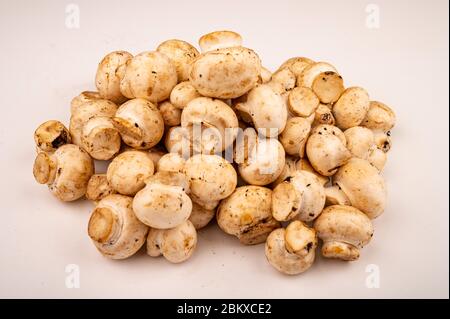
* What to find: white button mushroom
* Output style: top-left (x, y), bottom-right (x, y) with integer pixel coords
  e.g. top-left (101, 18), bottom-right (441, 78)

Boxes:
top-left (112, 98), bottom-right (164, 150)
top-left (157, 152), bottom-right (186, 173)
top-left (87, 194), bottom-right (149, 259)
top-left (297, 62), bottom-right (338, 88)
top-left (313, 103), bottom-right (335, 127)
top-left (279, 117), bottom-right (311, 157)
top-left (146, 220), bottom-right (197, 263)
top-left (269, 68), bottom-right (296, 93)
top-left (217, 186), bottom-right (280, 245)
top-left (188, 201), bottom-right (215, 230)
top-left (332, 87), bottom-right (370, 130)
top-left (362, 101), bottom-right (396, 153)
top-left (86, 174), bottom-right (116, 202)
top-left (106, 150), bottom-right (155, 196)
top-left (33, 144), bottom-right (94, 201)
top-left (265, 221), bottom-right (317, 275)
top-left (156, 39), bottom-right (199, 82)
top-left (324, 185), bottom-right (351, 206)
top-left (333, 158), bottom-right (387, 219)
top-left (70, 91), bottom-right (101, 114)
top-left (198, 30), bottom-right (243, 53)
top-left (258, 66), bottom-right (272, 84)
top-left (81, 116), bottom-right (121, 160)
top-left (311, 71), bottom-right (344, 104)
top-left (314, 205), bottom-right (374, 261)
top-left (278, 57), bottom-right (315, 79)
top-left (34, 120), bottom-right (72, 153)
top-left (169, 81), bottom-right (201, 110)
top-left (120, 51), bottom-right (178, 103)
top-left (95, 51), bottom-right (133, 104)
top-left (287, 87), bottom-right (320, 118)
top-left (158, 101), bottom-right (182, 127)
top-left (164, 126), bottom-right (193, 157)
top-left (295, 157), bottom-right (330, 186)
top-left (133, 172), bottom-right (192, 229)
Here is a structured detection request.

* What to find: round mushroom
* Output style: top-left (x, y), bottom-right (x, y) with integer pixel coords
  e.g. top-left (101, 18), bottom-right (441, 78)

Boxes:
top-left (70, 91), bottom-right (101, 114)
top-left (188, 201), bottom-right (215, 230)
top-left (297, 62), bottom-right (338, 88)
top-left (278, 57), bottom-right (315, 78)
top-left (198, 30), bottom-right (243, 52)
top-left (288, 87), bottom-right (320, 118)
top-left (81, 116), bottom-right (121, 160)
top-left (157, 152), bottom-right (186, 173)
top-left (34, 120), bottom-right (71, 153)
top-left (279, 117), bottom-right (311, 156)
top-left (169, 81), bottom-right (201, 110)
top-left (332, 87), bottom-right (370, 130)
top-left (158, 101), bottom-right (182, 127)
top-left (156, 39), bottom-right (199, 82)
top-left (311, 71), bottom-right (344, 104)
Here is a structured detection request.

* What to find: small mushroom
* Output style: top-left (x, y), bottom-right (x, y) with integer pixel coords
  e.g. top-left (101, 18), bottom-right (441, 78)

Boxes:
top-left (311, 71), bottom-right (344, 104)
top-left (362, 101), bottom-right (396, 132)
top-left (288, 87), bottom-right (320, 117)
top-left (344, 126), bottom-right (386, 170)
top-left (158, 101), bottom-right (182, 127)
top-left (269, 68), bottom-right (296, 92)
top-left (146, 220), bottom-right (197, 263)
top-left (265, 221), bottom-right (317, 275)
top-left (314, 205), bottom-right (374, 261)
top-left (332, 87), bottom-right (370, 130)
top-left (279, 117), bottom-right (311, 156)
top-left (34, 120), bottom-right (71, 153)
top-left (198, 30), bottom-right (243, 52)
top-left (333, 158), bottom-right (387, 219)
top-left (87, 194), bottom-right (148, 259)
top-left (81, 116), bottom-right (121, 160)
top-left (86, 174), bottom-right (116, 202)
top-left (106, 150), bottom-right (155, 196)
top-left (95, 51), bottom-right (133, 104)
top-left (313, 103), bottom-right (335, 126)
top-left (133, 171), bottom-right (192, 229)
top-left (278, 57), bottom-right (315, 78)
top-left (157, 152), bottom-right (186, 173)
top-left (70, 91), bottom-right (101, 114)
top-left (156, 39), bottom-right (199, 82)
top-left (33, 144), bottom-right (94, 201)
top-left (217, 186), bottom-right (280, 245)
top-left (113, 98), bottom-right (164, 150)
top-left (169, 81), bottom-right (201, 110)
top-left (188, 201), bottom-right (215, 230)
top-left (120, 51), bottom-right (177, 103)
top-left (297, 62), bottom-right (338, 88)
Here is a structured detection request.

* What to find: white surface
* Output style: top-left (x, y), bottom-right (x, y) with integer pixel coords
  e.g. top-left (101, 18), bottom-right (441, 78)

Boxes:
top-left (0, 0), bottom-right (448, 299)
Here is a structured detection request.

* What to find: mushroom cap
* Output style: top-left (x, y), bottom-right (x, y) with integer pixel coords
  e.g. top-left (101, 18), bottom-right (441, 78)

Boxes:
top-left (106, 150), bottom-right (155, 196)
top-left (189, 46), bottom-right (261, 99)
top-left (362, 101), bottom-right (396, 132)
top-left (278, 57), bottom-right (315, 78)
top-left (272, 181), bottom-right (302, 221)
top-left (271, 155), bottom-right (299, 188)
top-left (333, 158), bottom-right (387, 219)
top-left (164, 126), bottom-right (193, 157)
top-left (113, 98), bottom-right (164, 150)
top-left (70, 91), bottom-right (101, 114)
top-left (235, 84), bottom-right (287, 137)
top-left (88, 194), bottom-right (148, 259)
top-left (332, 87), bottom-right (370, 130)
top-left (133, 182), bottom-right (192, 229)
top-left (95, 51), bottom-right (133, 104)
top-left (288, 87), bottom-right (320, 117)
top-left (156, 39), bottom-right (199, 82)
top-left (120, 51), bottom-right (177, 103)
top-left (313, 103), bottom-right (335, 126)
top-left (157, 152), bottom-right (186, 174)
top-left (324, 185), bottom-right (351, 206)
top-left (158, 101), bottom-right (181, 127)
top-left (258, 66), bottom-right (272, 84)
top-left (297, 62), bottom-right (338, 88)
top-left (33, 144), bottom-right (94, 201)
top-left (279, 117), bottom-right (311, 156)
top-left (86, 174), bottom-right (116, 202)
top-left (184, 154), bottom-right (237, 202)
top-left (367, 146), bottom-right (387, 171)
top-left (265, 222), bottom-right (316, 275)
top-left (344, 126), bottom-right (374, 159)
top-left (217, 186), bottom-right (280, 245)
top-left (295, 158), bottom-right (329, 186)
top-left (81, 116), bottom-right (121, 160)
top-left (188, 201), bottom-right (215, 230)
top-left (270, 68), bottom-right (296, 92)
top-left (69, 99), bottom-right (118, 147)
top-left (169, 81), bottom-right (201, 109)
top-left (311, 71), bottom-right (344, 104)
top-left (34, 120), bottom-right (71, 153)
top-left (199, 30), bottom-right (243, 52)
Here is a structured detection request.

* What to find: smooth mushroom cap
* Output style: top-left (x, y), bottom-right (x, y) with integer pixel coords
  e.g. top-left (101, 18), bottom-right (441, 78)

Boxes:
top-left (314, 205), bottom-right (374, 261)
top-left (70, 91), bottom-right (101, 114)
top-left (88, 194), bottom-right (148, 259)
top-left (297, 62), bottom-right (338, 88)
top-left (169, 81), bottom-right (201, 109)
top-left (265, 222), bottom-right (317, 275)
top-left (146, 220), bottom-right (197, 263)
top-left (344, 126), bottom-right (375, 159)
top-left (33, 144), bottom-right (94, 201)
top-left (95, 51), bottom-right (133, 104)
top-left (34, 120), bottom-right (71, 153)
top-left (86, 174), bottom-right (116, 202)
top-left (199, 30), bottom-right (243, 52)
top-left (156, 39), bottom-right (199, 82)
top-left (362, 101), bottom-right (396, 132)
top-left (189, 46), bottom-right (261, 99)
top-left (217, 186), bottom-right (280, 245)
top-left (272, 181), bottom-right (302, 221)
top-left (81, 116), bottom-right (121, 160)
top-left (332, 87), bottom-right (370, 130)
top-left (158, 101), bottom-right (182, 127)
top-left (288, 87), bottom-right (320, 117)
top-left (120, 51), bottom-right (178, 103)
top-left (188, 202), bottom-right (215, 230)
top-left (69, 99), bottom-right (118, 147)
top-left (279, 117), bottom-right (311, 156)
top-left (106, 150), bottom-right (155, 196)
top-left (157, 152), bottom-right (186, 173)
top-left (113, 98), bottom-right (164, 150)
top-left (184, 154), bottom-right (237, 202)
top-left (333, 158), bottom-right (387, 219)
top-left (311, 71), bottom-right (344, 104)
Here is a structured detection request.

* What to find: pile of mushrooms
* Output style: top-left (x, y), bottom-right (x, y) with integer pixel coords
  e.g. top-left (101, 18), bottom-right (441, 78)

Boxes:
top-left (32, 31), bottom-right (395, 274)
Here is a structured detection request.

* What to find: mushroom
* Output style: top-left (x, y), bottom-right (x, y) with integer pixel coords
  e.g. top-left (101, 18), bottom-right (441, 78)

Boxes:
top-left (314, 205), bottom-right (374, 261)
top-left (271, 170), bottom-right (325, 222)
top-left (216, 186), bottom-right (280, 245)
top-left (70, 91), bottom-right (101, 114)
top-left (288, 87), bottom-right (320, 118)
top-left (158, 101), bottom-right (181, 127)
top-left (87, 194), bottom-right (148, 259)
top-left (311, 71), bottom-right (344, 104)
top-left (269, 68), bottom-right (296, 92)
top-left (86, 174), bottom-right (116, 202)
top-left (362, 101), bottom-right (396, 153)
top-left (234, 84), bottom-right (287, 137)
top-left (313, 103), bottom-right (335, 127)
top-left (157, 152), bottom-right (185, 173)
top-left (34, 120), bottom-right (71, 153)
top-left (81, 116), bottom-right (121, 160)
top-left (258, 67), bottom-right (272, 84)
top-left (169, 81), bottom-right (201, 110)
top-left (120, 51), bottom-right (177, 103)
top-left (188, 202), bottom-right (215, 230)
top-left (133, 171), bottom-right (192, 229)
top-left (297, 62), bottom-right (338, 88)
top-left (265, 221), bottom-right (317, 275)
top-left (306, 124), bottom-right (351, 176)
top-left (278, 57), bottom-right (315, 78)
top-left (198, 30), bottom-right (243, 52)
top-left (271, 155), bottom-right (300, 188)
top-left (183, 154), bottom-right (237, 208)
top-left (33, 144), bottom-right (94, 201)
top-left (156, 39), bottom-right (199, 82)
top-left (69, 99), bottom-right (118, 147)
top-left (344, 126), bottom-right (386, 170)
top-left (324, 185), bottom-right (351, 206)
top-left (295, 158), bottom-right (329, 186)
top-left (112, 98), bottom-right (164, 150)
top-left (332, 87), bottom-right (370, 130)
top-left (95, 51), bottom-right (133, 104)
top-left (333, 158), bottom-right (387, 219)
top-left (146, 220), bottom-right (197, 263)
top-left (189, 46), bottom-right (261, 99)
top-left (164, 126), bottom-right (193, 157)
top-left (279, 117), bottom-right (311, 156)
top-left (106, 150), bottom-right (155, 196)
top-left (181, 97), bottom-right (239, 153)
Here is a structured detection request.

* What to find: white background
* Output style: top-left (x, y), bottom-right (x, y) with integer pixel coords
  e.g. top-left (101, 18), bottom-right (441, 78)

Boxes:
top-left (0, 0), bottom-right (448, 298)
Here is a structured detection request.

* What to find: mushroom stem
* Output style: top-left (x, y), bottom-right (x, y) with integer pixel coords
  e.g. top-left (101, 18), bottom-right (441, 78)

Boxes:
top-left (88, 207), bottom-right (120, 244)
top-left (321, 241), bottom-right (360, 261)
